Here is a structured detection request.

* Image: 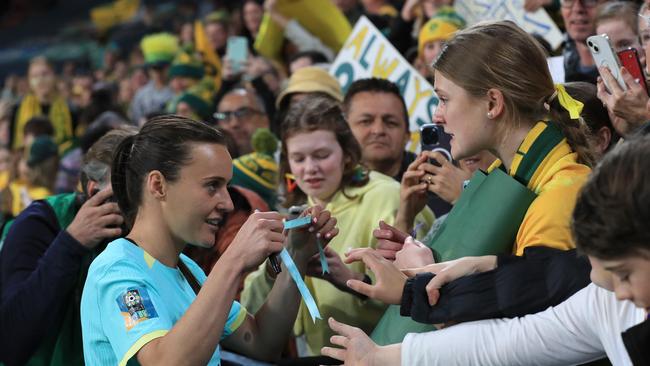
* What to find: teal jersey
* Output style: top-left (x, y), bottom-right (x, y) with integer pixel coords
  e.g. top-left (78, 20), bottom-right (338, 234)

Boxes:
top-left (81, 238), bottom-right (247, 366)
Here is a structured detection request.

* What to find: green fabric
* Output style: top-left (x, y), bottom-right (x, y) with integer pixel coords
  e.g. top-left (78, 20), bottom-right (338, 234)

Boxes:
top-left (427, 168), bottom-right (537, 261)
top-left (370, 123), bottom-right (565, 346)
top-left (0, 193), bottom-right (90, 366)
top-left (44, 193), bottom-right (78, 229)
top-left (371, 170), bottom-right (537, 345)
top-left (168, 64), bottom-right (204, 79)
top-left (513, 124), bottom-right (564, 185)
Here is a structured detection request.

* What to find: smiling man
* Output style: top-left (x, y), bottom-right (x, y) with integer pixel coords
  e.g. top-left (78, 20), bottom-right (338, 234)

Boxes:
top-left (561, 0), bottom-right (612, 83)
top-left (343, 78), bottom-right (412, 181)
top-left (215, 88), bottom-right (270, 156)
top-left (343, 78), bottom-right (453, 217)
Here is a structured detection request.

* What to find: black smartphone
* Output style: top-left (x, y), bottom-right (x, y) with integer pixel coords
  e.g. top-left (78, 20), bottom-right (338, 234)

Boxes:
top-left (420, 124), bottom-right (452, 166)
top-left (90, 187), bottom-right (128, 236)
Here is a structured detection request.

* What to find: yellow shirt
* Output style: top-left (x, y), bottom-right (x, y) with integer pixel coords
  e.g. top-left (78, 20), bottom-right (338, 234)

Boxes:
top-left (488, 122), bottom-right (591, 256)
top-left (241, 171), bottom-right (434, 355)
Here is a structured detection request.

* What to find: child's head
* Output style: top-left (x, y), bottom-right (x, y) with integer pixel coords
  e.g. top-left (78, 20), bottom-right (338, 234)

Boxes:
top-left (23, 116), bottom-right (54, 148)
top-left (25, 136), bottom-right (59, 190)
top-left (280, 95), bottom-right (366, 207)
top-left (418, 7), bottom-right (465, 65)
top-left (573, 135), bottom-right (650, 310)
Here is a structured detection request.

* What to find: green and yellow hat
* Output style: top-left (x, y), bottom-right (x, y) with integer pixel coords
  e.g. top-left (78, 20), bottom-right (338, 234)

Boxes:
top-left (169, 52), bottom-right (204, 80)
top-left (175, 82), bottom-right (215, 121)
top-left (418, 7), bottom-right (466, 57)
top-left (231, 128), bottom-right (279, 208)
top-left (140, 33), bottom-right (179, 67)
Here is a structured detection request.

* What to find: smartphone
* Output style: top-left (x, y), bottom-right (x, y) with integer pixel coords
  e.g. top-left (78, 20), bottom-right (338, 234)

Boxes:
top-left (618, 48), bottom-right (649, 96)
top-left (587, 34), bottom-right (627, 92)
top-left (420, 124), bottom-right (452, 166)
top-left (89, 187), bottom-right (129, 238)
top-left (226, 36), bottom-right (249, 74)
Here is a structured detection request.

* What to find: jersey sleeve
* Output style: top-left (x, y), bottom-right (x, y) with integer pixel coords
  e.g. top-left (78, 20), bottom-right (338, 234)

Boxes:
top-left (94, 260), bottom-right (173, 365)
top-left (222, 300), bottom-right (248, 339)
top-left (180, 255), bottom-right (248, 340)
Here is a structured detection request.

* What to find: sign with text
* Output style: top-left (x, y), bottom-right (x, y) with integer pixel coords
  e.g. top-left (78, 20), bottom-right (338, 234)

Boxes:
top-left (454, 0), bottom-right (563, 50)
top-left (330, 16), bottom-right (439, 150)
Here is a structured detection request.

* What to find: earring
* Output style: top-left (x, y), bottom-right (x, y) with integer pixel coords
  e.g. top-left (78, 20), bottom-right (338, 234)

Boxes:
top-left (487, 112), bottom-right (493, 119)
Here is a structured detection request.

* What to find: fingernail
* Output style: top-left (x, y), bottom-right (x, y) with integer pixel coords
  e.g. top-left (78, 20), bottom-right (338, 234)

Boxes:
top-left (308, 226), bottom-right (314, 232)
top-left (313, 217), bottom-right (318, 223)
top-left (325, 232), bottom-right (331, 238)
top-left (316, 232), bottom-right (321, 238)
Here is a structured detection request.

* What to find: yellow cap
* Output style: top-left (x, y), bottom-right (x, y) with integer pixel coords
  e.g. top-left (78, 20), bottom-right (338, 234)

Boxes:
top-left (418, 7), bottom-right (466, 58)
top-left (276, 67), bottom-right (343, 108)
top-left (418, 19), bottom-right (460, 57)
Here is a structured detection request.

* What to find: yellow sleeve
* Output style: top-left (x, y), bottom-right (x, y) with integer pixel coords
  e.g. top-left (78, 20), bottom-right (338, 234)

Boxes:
top-left (119, 330), bottom-right (168, 366)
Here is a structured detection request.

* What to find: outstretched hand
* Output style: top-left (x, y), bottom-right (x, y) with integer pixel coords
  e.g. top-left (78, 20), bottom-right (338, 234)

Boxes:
top-left (373, 220), bottom-right (409, 260)
top-left (321, 318), bottom-right (379, 365)
top-left (597, 66), bottom-right (650, 136)
top-left (402, 255), bottom-right (497, 305)
top-left (344, 248), bottom-right (407, 305)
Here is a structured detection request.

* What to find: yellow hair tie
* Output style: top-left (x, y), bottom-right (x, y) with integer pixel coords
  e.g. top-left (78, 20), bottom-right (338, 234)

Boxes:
top-left (553, 84), bottom-right (584, 120)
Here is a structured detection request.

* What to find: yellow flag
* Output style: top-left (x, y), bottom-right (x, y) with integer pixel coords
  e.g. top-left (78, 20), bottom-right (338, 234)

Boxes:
top-left (255, 0), bottom-right (351, 61)
top-left (194, 20), bottom-right (222, 91)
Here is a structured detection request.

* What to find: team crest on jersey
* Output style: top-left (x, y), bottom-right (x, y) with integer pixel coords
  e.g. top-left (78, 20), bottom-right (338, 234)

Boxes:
top-left (116, 287), bottom-right (158, 331)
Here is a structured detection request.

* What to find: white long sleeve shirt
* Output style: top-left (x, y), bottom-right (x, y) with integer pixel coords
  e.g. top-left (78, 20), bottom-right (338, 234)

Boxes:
top-left (402, 283), bottom-right (646, 365)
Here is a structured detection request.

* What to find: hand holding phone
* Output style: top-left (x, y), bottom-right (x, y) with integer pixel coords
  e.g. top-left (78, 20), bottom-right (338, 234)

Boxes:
top-left (618, 48), bottom-right (649, 96)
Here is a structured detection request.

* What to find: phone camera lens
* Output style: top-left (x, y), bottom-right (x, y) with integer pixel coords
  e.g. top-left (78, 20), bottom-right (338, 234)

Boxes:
top-left (594, 46), bottom-right (599, 52)
top-left (421, 129), bottom-right (439, 145)
top-left (587, 41), bottom-right (593, 47)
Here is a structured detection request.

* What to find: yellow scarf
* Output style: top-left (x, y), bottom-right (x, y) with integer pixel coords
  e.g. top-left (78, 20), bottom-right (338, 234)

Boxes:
top-left (8, 181), bottom-right (51, 216)
top-left (14, 93), bottom-right (73, 150)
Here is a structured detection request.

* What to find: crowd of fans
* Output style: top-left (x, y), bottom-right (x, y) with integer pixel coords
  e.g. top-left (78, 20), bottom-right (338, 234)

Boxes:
top-left (1, 0), bottom-right (650, 365)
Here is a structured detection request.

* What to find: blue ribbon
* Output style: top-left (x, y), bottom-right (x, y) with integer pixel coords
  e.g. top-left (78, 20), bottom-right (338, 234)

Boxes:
top-left (284, 216), bottom-right (329, 275)
top-left (317, 238), bottom-right (329, 274)
top-left (279, 249), bottom-right (321, 322)
top-left (284, 216), bottom-right (312, 229)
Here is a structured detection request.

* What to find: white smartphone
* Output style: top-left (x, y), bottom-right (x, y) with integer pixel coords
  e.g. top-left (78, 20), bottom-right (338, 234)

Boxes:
top-left (587, 34), bottom-right (627, 92)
